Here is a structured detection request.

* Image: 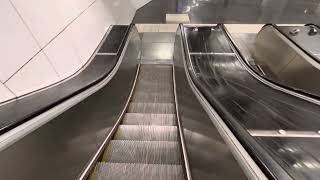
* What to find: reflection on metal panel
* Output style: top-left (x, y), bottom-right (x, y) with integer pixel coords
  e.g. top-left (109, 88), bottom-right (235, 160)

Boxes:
top-left (277, 25), bottom-right (320, 62)
top-left (183, 24), bottom-right (320, 180)
top-left (174, 26), bottom-right (248, 180)
top-left (253, 25), bottom-right (320, 97)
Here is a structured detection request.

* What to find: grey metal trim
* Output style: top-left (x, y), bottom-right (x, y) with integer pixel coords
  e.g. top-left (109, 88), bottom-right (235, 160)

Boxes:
top-left (222, 25), bottom-right (320, 106)
top-left (172, 63), bottom-right (193, 180)
top-left (249, 130), bottom-right (320, 138)
top-left (180, 24), bottom-right (267, 180)
top-left (0, 26), bottom-right (129, 152)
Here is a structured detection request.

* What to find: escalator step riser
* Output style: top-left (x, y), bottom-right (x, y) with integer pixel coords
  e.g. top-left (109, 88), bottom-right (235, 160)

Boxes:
top-left (122, 113), bottom-right (177, 126)
top-left (128, 103), bottom-right (176, 114)
top-left (94, 163), bottom-right (184, 180)
top-left (105, 140), bottom-right (181, 164)
top-left (115, 125), bottom-right (178, 141)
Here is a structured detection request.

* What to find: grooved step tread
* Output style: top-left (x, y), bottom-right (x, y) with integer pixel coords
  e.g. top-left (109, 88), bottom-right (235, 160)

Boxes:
top-left (115, 125), bottom-right (178, 141)
top-left (104, 140), bottom-right (181, 164)
top-left (128, 102), bottom-right (176, 114)
top-left (134, 84), bottom-right (173, 94)
top-left (94, 163), bottom-right (184, 180)
top-left (123, 113), bottom-right (177, 126)
top-left (132, 92), bottom-right (174, 103)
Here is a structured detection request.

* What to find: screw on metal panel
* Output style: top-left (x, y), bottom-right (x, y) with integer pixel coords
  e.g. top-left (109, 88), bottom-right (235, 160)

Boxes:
top-left (308, 25), bottom-right (318, 36)
top-left (193, 27), bottom-right (198, 32)
top-left (317, 130), bottom-right (320, 134)
top-left (278, 129), bottom-right (287, 135)
top-left (289, 28), bottom-right (300, 36)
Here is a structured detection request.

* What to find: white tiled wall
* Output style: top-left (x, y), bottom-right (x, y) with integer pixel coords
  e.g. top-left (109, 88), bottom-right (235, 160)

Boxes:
top-left (0, 0), bottom-right (40, 82)
top-left (0, 0), bottom-right (149, 103)
top-left (43, 31), bottom-right (82, 79)
top-left (67, 0), bottom-right (115, 64)
top-left (0, 83), bottom-right (15, 103)
top-left (6, 52), bottom-right (60, 96)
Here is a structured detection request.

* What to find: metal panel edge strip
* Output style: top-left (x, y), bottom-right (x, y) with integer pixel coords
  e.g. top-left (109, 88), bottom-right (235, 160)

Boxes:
top-left (172, 59), bottom-right (193, 180)
top-left (0, 25), bottom-right (134, 152)
top-left (179, 24), bottom-right (268, 180)
top-left (249, 130), bottom-right (320, 138)
top-left (221, 24), bottom-right (320, 106)
top-left (77, 62), bottom-right (141, 180)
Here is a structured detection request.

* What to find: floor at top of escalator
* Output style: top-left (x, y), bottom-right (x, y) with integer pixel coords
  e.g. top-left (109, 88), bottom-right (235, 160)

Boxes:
top-left (133, 0), bottom-right (320, 25)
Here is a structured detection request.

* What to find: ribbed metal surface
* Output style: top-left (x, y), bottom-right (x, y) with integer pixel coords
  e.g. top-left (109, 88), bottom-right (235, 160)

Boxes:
top-left (128, 102), bottom-right (176, 114)
top-left (94, 64), bottom-right (184, 179)
top-left (122, 113), bottom-right (177, 126)
top-left (131, 92), bottom-right (174, 103)
top-left (134, 83), bottom-right (173, 94)
top-left (115, 125), bottom-right (178, 141)
top-left (95, 163), bottom-right (184, 180)
top-left (105, 140), bottom-right (181, 164)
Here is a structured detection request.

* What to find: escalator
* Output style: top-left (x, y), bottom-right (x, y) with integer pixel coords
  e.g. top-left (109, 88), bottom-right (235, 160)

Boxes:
top-left (92, 64), bottom-right (185, 180)
top-left (5, 23), bottom-right (319, 180)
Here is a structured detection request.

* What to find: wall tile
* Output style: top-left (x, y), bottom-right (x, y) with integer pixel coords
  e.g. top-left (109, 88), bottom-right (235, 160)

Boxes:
top-left (10, 0), bottom-right (65, 47)
top-left (67, 0), bottom-right (115, 64)
top-left (10, 0), bottom-right (95, 47)
top-left (6, 52), bottom-right (60, 96)
top-left (55, 0), bottom-right (95, 27)
top-left (0, 0), bottom-right (40, 82)
top-left (0, 83), bottom-right (15, 103)
top-left (44, 30), bottom-right (82, 79)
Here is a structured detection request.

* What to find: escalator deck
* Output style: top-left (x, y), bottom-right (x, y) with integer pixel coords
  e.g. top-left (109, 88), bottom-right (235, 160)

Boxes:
top-left (93, 64), bottom-right (184, 180)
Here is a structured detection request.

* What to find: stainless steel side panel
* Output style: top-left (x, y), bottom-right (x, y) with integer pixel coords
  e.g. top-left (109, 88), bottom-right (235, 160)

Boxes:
top-left (253, 25), bottom-right (320, 97)
top-left (0, 27), bottom-right (141, 180)
top-left (173, 26), bottom-right (248, 180)
top-left (277, 25), bottom-right (320, 61)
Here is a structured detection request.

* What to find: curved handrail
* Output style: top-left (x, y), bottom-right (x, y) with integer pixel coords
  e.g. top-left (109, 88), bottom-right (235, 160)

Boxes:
top-left (0, 25), bottom-right (133, 152)
top-left (0, 25), bottom-right (131, 135)
top-left (180, 24), bottom-right (271, 180)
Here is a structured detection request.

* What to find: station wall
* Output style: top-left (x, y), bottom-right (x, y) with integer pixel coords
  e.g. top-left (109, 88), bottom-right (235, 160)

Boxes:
top-left (0, 0), bottom-right (150, 103)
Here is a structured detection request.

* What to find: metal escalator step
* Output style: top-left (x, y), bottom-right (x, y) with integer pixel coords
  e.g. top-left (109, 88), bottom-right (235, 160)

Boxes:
top-left (128, 102), bottom-right (175, 114)
top-left (139, 64), bottom-right (172, 74)
top-left (94, 163), bottom-right (184, 180)
top-left (137, 75), bottom-right (172, 83)
top-left (132, 92), bottom-right (174, 103)
top-left (122, 113), bottom-right (177, 126)
top-left (105, 140), bottom-right (181, 164)
top-left (134, 83), bottom-right (173, 94)
top-left (137, 78), bottom-right (173, 88)
top-left (115, 125), bottom-right (178, 141)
